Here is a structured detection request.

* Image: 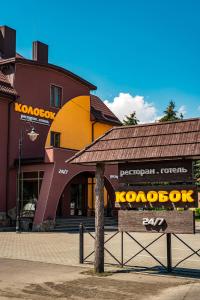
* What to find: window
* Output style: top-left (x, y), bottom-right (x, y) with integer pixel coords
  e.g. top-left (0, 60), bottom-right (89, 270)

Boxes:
top-left (50, 85), bottom-right (62, 108)
top-left (50, 131), bottom-right (61, 147)
top-left (18, 171), bottom-right (44, 217)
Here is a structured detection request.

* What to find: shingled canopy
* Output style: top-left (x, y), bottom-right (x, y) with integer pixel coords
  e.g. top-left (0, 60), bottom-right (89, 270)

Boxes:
top-left (67, 118), bottom-right (200, 274)
top-left (68, 118), bottom-right (200, 165)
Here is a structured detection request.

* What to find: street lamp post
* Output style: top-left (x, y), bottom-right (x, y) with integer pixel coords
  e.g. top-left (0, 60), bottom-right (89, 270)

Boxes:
top-left (16, 127), bottom-right (39, 233)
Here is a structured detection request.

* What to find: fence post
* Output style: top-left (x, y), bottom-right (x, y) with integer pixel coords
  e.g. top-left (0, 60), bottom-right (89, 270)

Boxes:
top-left (166, 233), bottom-right (172, 272)
top-left (79, 223), bottom-right (84, 264)
top-left (121, 231), bottom-right (124, 267)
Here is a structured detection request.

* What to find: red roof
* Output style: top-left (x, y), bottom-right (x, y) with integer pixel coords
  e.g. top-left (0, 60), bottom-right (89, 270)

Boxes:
top-left (0, 57), bottom-right (97, 91)
top-left (90, 95), bottom-right (121, 125)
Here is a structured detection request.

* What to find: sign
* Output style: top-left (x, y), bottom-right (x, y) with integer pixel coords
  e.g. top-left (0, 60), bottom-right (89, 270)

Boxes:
top-left (118, 210), bottom-right (195, 234)
top-left (20, 114), bottom-right (51, 126)
top-left (118, 160), bottom-right (193, 183)
top-left (110, 175), bottom-right (118, 179)
top-left (15, 102), bottom-right (56, 124)
top-left (115, 185), bottom-right (198, 208)
top-left (58, 169), bottom-right (69, 175)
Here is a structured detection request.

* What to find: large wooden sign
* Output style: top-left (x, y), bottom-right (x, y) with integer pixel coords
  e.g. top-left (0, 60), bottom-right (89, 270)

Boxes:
top-left (118, 160), bottom-right (193, 183)
top-left (118, 210), bottom-right (195, 234)
top-left (115, 185), bottom-right (198, 208)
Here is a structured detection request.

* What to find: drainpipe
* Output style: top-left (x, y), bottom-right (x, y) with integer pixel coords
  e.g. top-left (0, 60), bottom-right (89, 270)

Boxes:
top-left (91, 121), bottom-right (97, 142)
top-left (6, 99), bottom-right (14, 219)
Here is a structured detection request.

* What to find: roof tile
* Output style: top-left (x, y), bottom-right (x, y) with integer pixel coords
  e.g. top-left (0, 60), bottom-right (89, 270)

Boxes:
top-left (68, 118), bottom-right (200, 164)
top-left (0, 70), bottom-right (17, 97)
top-left (90, 95), bottom-right (121, 125)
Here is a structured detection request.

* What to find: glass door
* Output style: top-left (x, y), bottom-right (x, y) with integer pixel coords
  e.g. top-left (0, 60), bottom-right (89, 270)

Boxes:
top-left (70, 184), bottom-right (85, 216)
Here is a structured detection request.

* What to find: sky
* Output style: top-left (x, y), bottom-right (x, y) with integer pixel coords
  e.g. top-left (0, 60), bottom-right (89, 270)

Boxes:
top-left (1, 0), bottom-right (200, 123)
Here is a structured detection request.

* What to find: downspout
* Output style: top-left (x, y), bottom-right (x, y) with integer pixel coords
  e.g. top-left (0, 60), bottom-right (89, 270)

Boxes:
top-left (6, 99), bottom-right (14, 219)
top-left (91, 121), bottom-right (97, 143)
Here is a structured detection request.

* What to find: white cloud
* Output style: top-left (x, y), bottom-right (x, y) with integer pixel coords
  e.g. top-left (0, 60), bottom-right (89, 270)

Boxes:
top-left (178, 105), bottom-right (186, 116)
top-left (104, 93), bottom-right (157, 123)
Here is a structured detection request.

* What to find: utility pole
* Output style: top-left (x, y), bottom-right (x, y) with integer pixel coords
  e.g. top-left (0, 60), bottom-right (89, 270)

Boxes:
top-left (94, 163), bottom-right (105, 273)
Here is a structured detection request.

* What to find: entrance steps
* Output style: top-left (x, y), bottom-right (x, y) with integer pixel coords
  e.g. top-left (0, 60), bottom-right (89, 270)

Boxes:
top-left (53, 216), bottom-right (118, 232)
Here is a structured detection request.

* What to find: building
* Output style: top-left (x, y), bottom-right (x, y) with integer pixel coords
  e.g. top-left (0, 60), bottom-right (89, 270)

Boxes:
top-left (0, 26), bottom-right (121, 230)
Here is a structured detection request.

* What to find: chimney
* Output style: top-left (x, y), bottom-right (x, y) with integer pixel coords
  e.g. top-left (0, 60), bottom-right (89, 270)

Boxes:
top-left (0, 26), bottom-right (16, 59)
top-left (32, 41), bottom-right (48, 64)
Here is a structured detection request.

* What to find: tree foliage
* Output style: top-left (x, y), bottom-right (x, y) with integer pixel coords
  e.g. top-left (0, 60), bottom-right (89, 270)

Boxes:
top-left (194, 160), bottom-right (200, 184)
top-left (159, 100), bottom-right (183, 122)
top-left (123, 111), bottom-right (139, 125)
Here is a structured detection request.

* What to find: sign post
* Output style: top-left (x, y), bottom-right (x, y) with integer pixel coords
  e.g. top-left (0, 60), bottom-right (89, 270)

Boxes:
top-left (95, 163), bottom-right (105, 273)
top-left (166, 233), bottom-right (172, 272)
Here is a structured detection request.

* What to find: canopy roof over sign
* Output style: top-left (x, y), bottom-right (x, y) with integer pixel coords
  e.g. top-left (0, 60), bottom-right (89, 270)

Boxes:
top-left (67, 118), bottom-right (200, 165)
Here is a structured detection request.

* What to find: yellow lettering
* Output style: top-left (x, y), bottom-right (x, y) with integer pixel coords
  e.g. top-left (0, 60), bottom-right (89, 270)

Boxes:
top-left (169, 190), bottom-right (181, 202)
top-left (14, 102), bottom-right (55, 120)
top-left (49, 112), bottom-right (56, 120)
top-left (21, 105), bottom-right (28, 113)
top-left (27, 106), bottom-right (34, 115)
top-left (40, 109), bottom-right (45, 118)
top-left (126, 191), bottom-right (136, 202)
top-left (44, 111), bottom-right (50, 119)
top-left (33, 108), bottom-right (40, 116)
top-left (181, 190), bottom-right (194, 202)
top-left (158, 191), bottom-right (169, 202)
top-left (147, 191), bottom-right (158, 202)
top-left (114, 190), bottom-right (195, 204)
top-left (15, 102), bottom-right (22, 112)
top-left (136, 191), bottom-right (147, 202)
top-left (115, 191), bottom-right (126, 202)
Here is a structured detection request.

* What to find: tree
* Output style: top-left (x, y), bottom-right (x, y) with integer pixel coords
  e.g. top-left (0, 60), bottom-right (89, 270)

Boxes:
top-left (123, 111), bottom-right (139, 125)
top-left (159, 100), bottom-right (183, 122)
top-left (194, 160), bottom-right (200, 186)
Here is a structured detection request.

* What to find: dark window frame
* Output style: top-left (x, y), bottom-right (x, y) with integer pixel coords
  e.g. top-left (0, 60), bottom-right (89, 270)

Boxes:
top-left (50, 84), bottom-right (63, 108)
top-left (50, 131), bottom-right (61, 148)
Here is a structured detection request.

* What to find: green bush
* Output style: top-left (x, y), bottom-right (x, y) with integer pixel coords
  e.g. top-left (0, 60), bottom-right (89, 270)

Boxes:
top-left (195, 208), bottom-right (200, 218)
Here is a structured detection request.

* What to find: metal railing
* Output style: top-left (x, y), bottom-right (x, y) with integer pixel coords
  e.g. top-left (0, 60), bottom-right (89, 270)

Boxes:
top-left (79, 223), bottom-right (200, 274)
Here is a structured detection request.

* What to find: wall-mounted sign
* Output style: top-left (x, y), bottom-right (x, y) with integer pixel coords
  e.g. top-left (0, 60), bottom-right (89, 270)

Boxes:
top-left (58, 169), bottom-right (69, 175)
top-left (20, 114), bottom-right (50, 126)
top-left (118, 160), bottom-right (193, 183)
top-left (15, 102), bottom-right (56, 126)
top-left (115, 185), bottom-right (198, 208)
top-left (110, 175), bottom-right (118, 179)
top-left (118, 210), bottom-right (195, 234)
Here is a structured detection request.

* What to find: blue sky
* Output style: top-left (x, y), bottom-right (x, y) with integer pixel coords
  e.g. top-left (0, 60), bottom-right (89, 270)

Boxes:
top-left (1, 0), bottom-right (200, 122)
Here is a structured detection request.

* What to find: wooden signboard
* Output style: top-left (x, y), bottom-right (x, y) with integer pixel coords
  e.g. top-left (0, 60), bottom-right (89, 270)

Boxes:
top-left (118, 160), bottom-right (193, 183)
top-left (118, 210), bottom-right (195, 234)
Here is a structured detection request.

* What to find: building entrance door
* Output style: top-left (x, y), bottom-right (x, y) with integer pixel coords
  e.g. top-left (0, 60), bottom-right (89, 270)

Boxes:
top-left (70, 183), bottom-right (86, 216)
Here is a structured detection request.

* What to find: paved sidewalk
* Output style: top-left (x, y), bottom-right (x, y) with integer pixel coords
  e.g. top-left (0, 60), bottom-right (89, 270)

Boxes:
top-left (0, 232), bottom-right (199, 299)
top-left (0, 258), bottom-right (200, 300)
top-left (0, 232), bottom-right (79, 266)
top-left (0, 231), bottom-right (200, 271)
